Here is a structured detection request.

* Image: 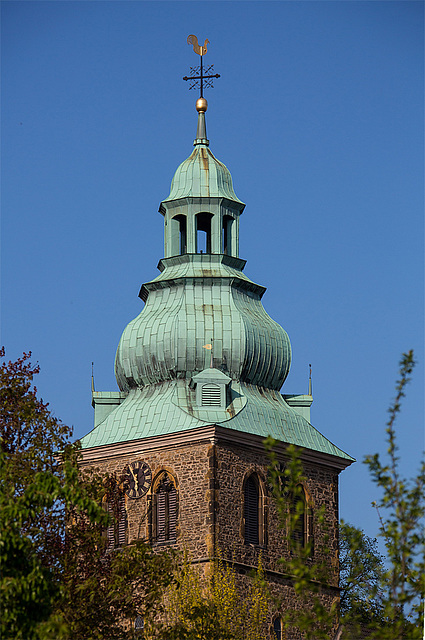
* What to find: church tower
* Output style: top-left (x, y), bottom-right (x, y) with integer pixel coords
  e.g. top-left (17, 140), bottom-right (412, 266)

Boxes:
top-left (80, 44), bottom-right (353, 636)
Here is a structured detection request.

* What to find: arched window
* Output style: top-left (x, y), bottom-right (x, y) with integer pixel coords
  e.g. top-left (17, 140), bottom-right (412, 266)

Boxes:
top-left (272, 616), bottom-right (283, 640)
top-left (196, 212), bottom-right (213, 253)
top-left (106, 494), bottom-right (127, 550)
top-left (244, 474), bottom-right (260, 545)
top-left (153, 472), bottom-right (177, 544)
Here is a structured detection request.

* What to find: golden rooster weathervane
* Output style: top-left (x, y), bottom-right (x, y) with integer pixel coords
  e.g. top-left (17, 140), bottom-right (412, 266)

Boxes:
top-left (187, 34), bottom-right (209, 56)
top-left (183, 34), bottom-right (220, 99)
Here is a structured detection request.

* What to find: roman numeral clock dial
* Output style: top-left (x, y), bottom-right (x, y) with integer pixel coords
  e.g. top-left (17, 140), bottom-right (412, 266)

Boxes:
top-left (125, 461), bottom-right (152, 499)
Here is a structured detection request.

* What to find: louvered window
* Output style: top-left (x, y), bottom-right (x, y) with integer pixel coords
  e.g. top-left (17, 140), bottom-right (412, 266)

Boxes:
top-left (244, 475), bottom-right (259, 545)
top-left (201, 383), bottom-right (221, 406)
top-left (155, 474), bottom-right (177, 544)
top-left (107, 495), bottom-right (127, 550)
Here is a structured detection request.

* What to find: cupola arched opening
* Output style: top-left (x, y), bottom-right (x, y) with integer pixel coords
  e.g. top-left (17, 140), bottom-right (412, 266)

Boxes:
top-left (151, 471), bottom-right (178, 545)
top-left (196, 212), bottom-right (213, 254)
top-left (222, 215), bottom-right (234, 255)
top-left (170, 214), bottom-right (187, 255)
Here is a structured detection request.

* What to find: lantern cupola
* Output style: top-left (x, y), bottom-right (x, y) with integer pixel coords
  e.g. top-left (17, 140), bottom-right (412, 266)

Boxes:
top-left (160, 98), bottom-right (245, 258)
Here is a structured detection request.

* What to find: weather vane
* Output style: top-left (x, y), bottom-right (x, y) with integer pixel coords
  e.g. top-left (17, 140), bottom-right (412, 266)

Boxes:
top-left (183, 35), bottom-right (220, 98)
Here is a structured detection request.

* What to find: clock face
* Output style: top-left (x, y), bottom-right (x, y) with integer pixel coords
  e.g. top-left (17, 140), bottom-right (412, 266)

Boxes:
top-left (125, 461), bottom-right (152, 499)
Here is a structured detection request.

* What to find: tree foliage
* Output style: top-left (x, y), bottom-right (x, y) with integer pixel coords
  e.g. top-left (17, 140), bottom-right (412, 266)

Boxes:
top-left (267, 350), bottom-right (424, 640)
top-left (338, 523), bottom-right (386, 635)
top-left (265, 439), bottom-right (339, 639)
top-left (3, 346), bottom-right (422, 639)
top-left (150, 550), bottom-right (269, 640)
top-left (0, 349), bottom-right (175, 639)
top-left (360, 350), bottom-right (424, 639)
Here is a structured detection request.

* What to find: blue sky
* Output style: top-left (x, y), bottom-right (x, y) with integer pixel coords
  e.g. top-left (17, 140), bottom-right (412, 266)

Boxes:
top-left (2, 1), bottom-right (423, 544)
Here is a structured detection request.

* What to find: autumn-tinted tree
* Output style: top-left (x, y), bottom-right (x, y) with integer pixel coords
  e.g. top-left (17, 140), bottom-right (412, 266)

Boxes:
top-left (0, 348), bottom-right (82, 638)
top-left (0, 349), bottom-right (175, 639)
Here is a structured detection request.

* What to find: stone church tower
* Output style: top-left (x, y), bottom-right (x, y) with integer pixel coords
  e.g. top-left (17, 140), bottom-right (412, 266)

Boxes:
top-left (80, 92), bottom-right (353, 637)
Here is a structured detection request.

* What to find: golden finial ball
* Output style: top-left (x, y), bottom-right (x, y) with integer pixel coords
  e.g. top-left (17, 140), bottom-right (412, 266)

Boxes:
top-left (196, 97), bottom-right (208, 113)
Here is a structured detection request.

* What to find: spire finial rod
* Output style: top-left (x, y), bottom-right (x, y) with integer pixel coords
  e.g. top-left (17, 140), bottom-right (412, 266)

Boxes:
top-left (308, 363), bottom-right (312, 397)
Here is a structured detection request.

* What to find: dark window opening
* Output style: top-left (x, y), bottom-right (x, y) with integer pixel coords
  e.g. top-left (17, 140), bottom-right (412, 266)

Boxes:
top-left (196, 212), bottom-right (213, 254)
top-left (244, 475), bottom-right (259, 545)
top-left (134, 616), bottom-right (144, 638)
top-left (154, 473), bottom-right (177, 544)
top-left (273, 617), bottom-right (282, 640)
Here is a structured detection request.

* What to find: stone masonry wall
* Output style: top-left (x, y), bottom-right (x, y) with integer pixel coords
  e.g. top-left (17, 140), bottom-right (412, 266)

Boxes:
top-left (81, 435), bottom-right (341, 638)
top-left (81, 441), bottom-right (212, 560)
top-left (234, 571), bottom-right (338, 640)
top-left (215, 441), bottom-right (340, 587)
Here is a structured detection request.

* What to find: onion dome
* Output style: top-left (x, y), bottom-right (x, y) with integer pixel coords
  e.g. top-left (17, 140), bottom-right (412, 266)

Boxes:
top-left (114, 254), bottom-right (292, 393)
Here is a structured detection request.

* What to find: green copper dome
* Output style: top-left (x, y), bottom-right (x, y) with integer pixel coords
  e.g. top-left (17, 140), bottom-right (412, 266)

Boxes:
top-left (164, 147), bottom-right (244, 203)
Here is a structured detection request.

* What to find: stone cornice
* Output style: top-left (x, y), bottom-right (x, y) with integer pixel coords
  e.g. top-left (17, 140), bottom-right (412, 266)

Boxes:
top-left (213, 425), bottom-right (354, 471)
top-left (79, 424), bottom-right (354, 471)
top-left (79, 425), bottom-right (217, 464)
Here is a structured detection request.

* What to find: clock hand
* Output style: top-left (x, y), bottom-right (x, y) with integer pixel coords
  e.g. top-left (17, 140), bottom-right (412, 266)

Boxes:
top-left (129, 467), bottom-right (139, 491)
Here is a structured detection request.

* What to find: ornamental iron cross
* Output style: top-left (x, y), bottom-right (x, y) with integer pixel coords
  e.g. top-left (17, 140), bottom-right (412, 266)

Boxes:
top-left (183, 34), bottom-right (220, 98)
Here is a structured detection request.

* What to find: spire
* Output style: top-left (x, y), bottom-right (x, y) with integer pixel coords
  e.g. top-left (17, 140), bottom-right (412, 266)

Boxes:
top-left (308, 364), bottom-right (312, 397)
top-left (194, 97), bottom-right (209, 146)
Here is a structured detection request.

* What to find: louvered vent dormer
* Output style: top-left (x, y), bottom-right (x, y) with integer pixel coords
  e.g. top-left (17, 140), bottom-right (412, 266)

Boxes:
top-left (190, 368), bottom-right (232, 410)
top-left (201, 383), bottom-right (221, 406)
